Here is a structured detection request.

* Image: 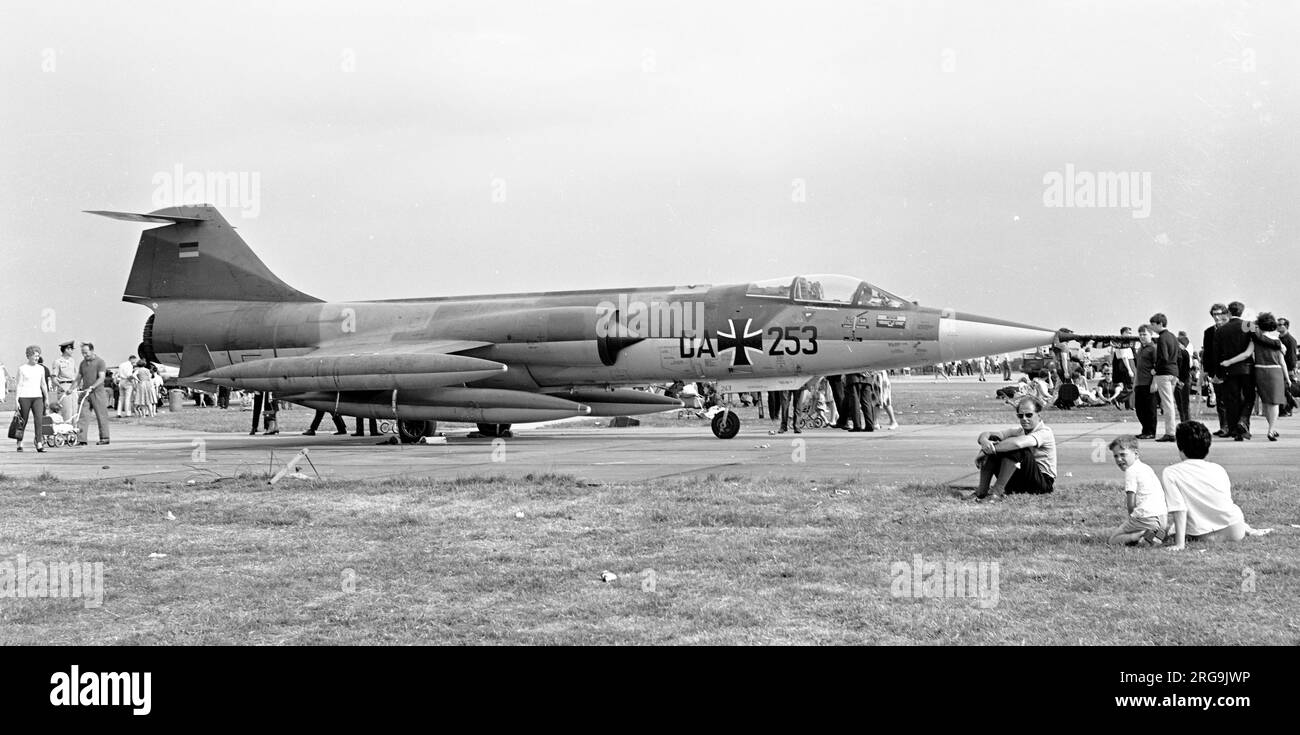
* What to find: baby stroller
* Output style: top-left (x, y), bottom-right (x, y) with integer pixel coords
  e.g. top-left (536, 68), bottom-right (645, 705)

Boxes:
top-left (47, 392), bottom-right (89, 447)
top-left (793, 397), bottom-right (828, 430)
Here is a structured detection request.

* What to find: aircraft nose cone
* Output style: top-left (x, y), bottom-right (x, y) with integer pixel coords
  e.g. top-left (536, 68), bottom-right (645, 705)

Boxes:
top-left (939, 312), bottom-right (1057, 361)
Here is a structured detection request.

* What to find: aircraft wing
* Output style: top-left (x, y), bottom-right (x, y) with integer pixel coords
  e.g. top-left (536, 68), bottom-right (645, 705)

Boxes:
top-left (181, 338), bottom-right (686, 423)
top-left (308, 338), bottom-right (496, 359)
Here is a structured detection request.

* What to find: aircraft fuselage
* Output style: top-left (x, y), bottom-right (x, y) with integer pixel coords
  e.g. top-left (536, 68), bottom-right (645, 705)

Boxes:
top-left (143, 285), bottom-right (993, 392)
top-left (99, 205), bottom-right (1058, 436)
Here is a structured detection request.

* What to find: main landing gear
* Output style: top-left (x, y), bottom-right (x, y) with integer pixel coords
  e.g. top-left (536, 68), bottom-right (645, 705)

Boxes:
top-left (397, 420), bottom-right (436, 443)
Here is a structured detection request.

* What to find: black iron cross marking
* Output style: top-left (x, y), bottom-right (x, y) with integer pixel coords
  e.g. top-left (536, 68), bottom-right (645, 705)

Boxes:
top-left (717, 318), bottom-right (763, 367)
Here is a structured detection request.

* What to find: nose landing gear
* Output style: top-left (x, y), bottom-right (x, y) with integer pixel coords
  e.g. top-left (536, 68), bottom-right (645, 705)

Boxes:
top-left (711, 409), bottom-right (740, 439)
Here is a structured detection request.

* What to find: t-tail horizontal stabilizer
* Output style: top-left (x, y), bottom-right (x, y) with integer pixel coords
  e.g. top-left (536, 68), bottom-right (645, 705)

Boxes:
top-left (85, 210), bottom-right (207, 225)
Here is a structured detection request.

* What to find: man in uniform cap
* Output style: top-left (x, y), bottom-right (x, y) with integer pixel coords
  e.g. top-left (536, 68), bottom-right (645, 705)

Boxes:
top-left (54, 341), bottom-right (79, 420)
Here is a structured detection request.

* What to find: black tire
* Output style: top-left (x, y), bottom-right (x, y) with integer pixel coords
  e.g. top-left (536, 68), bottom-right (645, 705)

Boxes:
top-left (476, 423), bottom-right (513, 438)
top-left (398, 420), bottom-right (434, 443)
top-left (711, 411), bottom-right (740, 439)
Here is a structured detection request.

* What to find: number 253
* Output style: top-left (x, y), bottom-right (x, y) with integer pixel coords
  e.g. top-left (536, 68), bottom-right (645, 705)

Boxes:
top-left (767, 326), bottom-right (818, 355)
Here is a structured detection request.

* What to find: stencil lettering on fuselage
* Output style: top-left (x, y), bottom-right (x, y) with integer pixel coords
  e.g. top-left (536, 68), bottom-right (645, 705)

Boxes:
top-left (679, 319), bottom-right (820, 368)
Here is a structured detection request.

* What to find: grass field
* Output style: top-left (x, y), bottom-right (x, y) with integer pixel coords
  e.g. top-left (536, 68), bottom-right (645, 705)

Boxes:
top-left (5, 379), bottom-right (1288, 645)
top-left (1, 471), bottom-right (1295, 645)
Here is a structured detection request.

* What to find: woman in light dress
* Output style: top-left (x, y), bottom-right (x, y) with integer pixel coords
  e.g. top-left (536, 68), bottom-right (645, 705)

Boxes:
top-left (873, 371), bottom-right (900, 430)
top-left (133, 362), bottom-right (157, 417)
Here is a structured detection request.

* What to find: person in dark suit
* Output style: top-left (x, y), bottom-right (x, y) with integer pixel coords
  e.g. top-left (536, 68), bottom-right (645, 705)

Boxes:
top-left (303, 409), bottom-right (348, 435)
top-left (1110, 327), bottom-right (1136, 410)
top-left (1279, 317), bottom-right (1297, 417)
top-left (855, 374), bottom-right (877, 431)
top-left (1202, 304), bottom-right (1230, 435)
top-left (1214, 301), bottom-right (1255, 440)
top-left (1175, 333), bottom-right (1191, 423)
top-left (841, 373), bottom-right (863, 430)
top-left (840, 373), bottom-right (875, 431)
top-left (262, 393), bottom-right (280, 435)
top-left (777, 387), bottom-right (804, 434)
top-left (766, 390), bottom-right (781, 424)
top-left (249, 391), bottom-right (263, 435)
top-left (1133, 326), bottom-right (1158, 439)
top-left (827, 374), bottom-right (847, 428)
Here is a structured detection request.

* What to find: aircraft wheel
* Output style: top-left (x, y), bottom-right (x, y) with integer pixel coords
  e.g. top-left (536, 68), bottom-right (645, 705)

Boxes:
top-left (398, 420), bottom-right (434, 443)
top-left (711, 411), bottom-right (740, 439)
top-left (475, 423), bottom-right (513, 438)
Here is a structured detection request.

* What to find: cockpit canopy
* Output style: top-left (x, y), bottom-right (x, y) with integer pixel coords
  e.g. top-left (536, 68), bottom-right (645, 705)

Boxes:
top-left (746, 274), bottom-right (909, 309)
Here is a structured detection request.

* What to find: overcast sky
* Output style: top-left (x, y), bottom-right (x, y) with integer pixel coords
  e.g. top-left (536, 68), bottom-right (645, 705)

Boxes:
top-left (2, 0), bottom-right (1296, 367)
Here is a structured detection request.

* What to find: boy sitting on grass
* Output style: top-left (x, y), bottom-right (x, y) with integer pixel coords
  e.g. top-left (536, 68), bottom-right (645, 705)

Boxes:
top-left (1106, 435), bottom-right (1167, 546)
top-left (1160, 421), bottom-right (1273, 550)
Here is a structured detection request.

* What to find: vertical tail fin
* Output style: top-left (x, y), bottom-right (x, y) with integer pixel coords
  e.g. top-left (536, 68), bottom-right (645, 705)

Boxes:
top-left (88, 205), bottom-right (320, 304)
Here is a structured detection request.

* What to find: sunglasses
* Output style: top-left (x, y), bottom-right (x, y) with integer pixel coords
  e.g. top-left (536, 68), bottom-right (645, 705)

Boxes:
top-left (1016, 412), bottom-right (1035, 418)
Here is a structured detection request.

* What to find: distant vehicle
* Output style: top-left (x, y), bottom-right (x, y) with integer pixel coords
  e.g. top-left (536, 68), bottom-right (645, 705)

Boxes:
top-left (1018, 354), bottom-right (1052, 376)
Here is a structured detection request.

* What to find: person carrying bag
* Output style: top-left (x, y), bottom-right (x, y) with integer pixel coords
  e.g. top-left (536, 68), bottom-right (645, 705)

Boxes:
top-left (13, 345), bottom-right (49, 452)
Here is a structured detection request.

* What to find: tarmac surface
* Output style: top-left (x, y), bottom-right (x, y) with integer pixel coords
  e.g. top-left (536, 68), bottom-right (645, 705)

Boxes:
top-left (2, 412), bottom-right (1296, 487)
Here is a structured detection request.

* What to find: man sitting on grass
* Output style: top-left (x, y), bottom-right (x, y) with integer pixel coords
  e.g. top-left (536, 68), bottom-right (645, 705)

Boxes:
top-left (972, 396), bottom-right (1057, 501)
top-left (1105, 435), bottom-right (1167, 546)
top-left (1096, 365), bottom-right (1128, 408)
top-left (1160, 421), bottom-right (1273, 550)
top-left (995, 376), bottom-right (1030, 401)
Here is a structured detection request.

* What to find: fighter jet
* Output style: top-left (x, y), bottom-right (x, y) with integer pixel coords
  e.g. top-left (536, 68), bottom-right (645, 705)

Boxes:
top-left (90, 205), bottom-right (1059, 439)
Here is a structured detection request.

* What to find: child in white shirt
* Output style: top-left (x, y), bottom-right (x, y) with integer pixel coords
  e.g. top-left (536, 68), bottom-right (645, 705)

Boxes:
top-left (1161, 421), bottom-right (1272, 550)
top-left (1106, 435), bottom-right (1168, 546)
